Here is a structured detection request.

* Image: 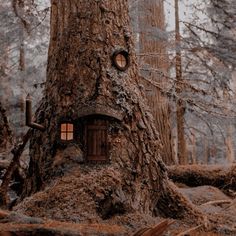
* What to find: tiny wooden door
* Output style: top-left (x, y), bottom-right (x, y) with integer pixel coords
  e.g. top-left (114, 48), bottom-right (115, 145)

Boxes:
top-left (85, 118), bottom-right (108, 161)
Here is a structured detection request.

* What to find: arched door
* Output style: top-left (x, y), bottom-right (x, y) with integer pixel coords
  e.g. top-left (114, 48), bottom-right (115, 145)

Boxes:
top-left (84, 117), bottom-right (108, 161)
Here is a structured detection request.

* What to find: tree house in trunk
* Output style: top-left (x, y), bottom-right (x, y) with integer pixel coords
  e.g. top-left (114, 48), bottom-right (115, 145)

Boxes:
top-left (22, 0), bottom-right (203, 221)
top-left (57, 113), bottom-right (122, 163)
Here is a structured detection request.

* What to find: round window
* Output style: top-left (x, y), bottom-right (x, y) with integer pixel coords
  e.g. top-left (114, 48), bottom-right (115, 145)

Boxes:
top-left (112, 50), bottom-right (130, 71)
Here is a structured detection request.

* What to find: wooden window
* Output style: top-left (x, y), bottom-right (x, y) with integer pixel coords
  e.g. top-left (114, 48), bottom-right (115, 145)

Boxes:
top-left (112, 50), bottom-right (130, 71)
top-left (116, 54), bottom-right (127, 68)
top-left (60, 123), bottom-right (74, 141)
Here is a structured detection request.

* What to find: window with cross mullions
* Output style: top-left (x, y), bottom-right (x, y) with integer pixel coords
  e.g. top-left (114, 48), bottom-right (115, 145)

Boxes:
top-left (60, 123), bottom-right (74, 141)
top-left (112, 50), bottom-right (130, 71)
top-left (116, 54), bottom-right (127, 68)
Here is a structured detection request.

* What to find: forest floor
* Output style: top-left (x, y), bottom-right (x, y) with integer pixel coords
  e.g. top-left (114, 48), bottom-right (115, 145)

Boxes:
top-left (0, 164), bottom-right (235, 235)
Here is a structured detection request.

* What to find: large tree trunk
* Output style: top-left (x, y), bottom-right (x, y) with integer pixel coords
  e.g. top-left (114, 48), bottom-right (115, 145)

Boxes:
top-left (136, 0), bottom-right (175, 165)
top-left (22, 0), bottom-right (203, 221)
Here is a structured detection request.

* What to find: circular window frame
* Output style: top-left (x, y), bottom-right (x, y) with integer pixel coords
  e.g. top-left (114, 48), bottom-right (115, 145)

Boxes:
top-left (112, 50), bottom-right (130, 71)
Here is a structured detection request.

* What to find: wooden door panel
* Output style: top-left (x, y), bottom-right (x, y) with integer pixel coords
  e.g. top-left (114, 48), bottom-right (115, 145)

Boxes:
top-left (86, 118), bottom-right (108, 161)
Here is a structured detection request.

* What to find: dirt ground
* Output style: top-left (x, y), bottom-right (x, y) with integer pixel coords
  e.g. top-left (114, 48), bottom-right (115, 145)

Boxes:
top-left (0, 165), bottom-right (235, 235)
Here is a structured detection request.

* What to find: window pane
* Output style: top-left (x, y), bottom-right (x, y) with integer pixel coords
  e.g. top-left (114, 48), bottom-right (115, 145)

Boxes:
top-left (67, 132), bottom-right (73, 140)
top-left (61, 132), bottom-right (67, 140)
top-left (60, 123), bottom-right (74, 141)
top-left (116, 54), bottom-right (127, 68)
top-left (67, 123), bottom-right (74, 132)
top-left (61, 123), bottom-right (67, 132)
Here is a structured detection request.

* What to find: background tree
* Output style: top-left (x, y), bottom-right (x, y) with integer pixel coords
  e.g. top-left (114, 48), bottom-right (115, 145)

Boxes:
top-left (0, 102), bottom-right (12, 152)
top-left (0, 0), bottom-right (50, 141)
top-left (130, 0), bottom-right (175, 165)
top-left (164, 0), bottom-right (236, 164)
top-left (174, 0), bottom-right (187, 164)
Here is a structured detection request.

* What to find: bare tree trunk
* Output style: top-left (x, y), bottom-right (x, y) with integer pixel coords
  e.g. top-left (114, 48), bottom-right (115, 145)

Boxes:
top-left (204, 138), bottom-right (209, 164)
top-left (138, 0), bottom-right (175, 165)
top-left (21, 0), bottom-right (203, 221)
top-left (223, 90), bottom-right (235, 163)
top-left (226, 125), bottom-right (235, 163)
top-left (0, 102), bottom-right (12, 152)
top-left (175, 0), bottom-right (187, 165)
top-left (189, 129), bottom-right (197, 164)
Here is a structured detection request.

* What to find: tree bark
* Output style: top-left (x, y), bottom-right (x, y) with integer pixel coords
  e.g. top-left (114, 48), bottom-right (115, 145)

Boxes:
top-left (226, 125), bottom-right (235, 163)
top-left (21, 0), bottom-right (203, 221)
top-left (168, 164), bottom-right (236, 191)
top-left (138, 0), bottom-right (175, 165)
top-left (175, 0), bottom-right (187, 165)
top-left (0, 102), bottom-right (12, 152)
top-left (190, 129), bottom-right (197, 164)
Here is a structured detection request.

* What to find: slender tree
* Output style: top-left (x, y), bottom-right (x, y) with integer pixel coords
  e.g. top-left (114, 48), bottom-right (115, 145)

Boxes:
top-left (0, 0), bottom-right (50, 140)
top-left (180, 0), bottom-right (236, 164)
top-left (0, 102), bottom-right (12, 152)
top-left (175, 0), bottom-right (187, 164)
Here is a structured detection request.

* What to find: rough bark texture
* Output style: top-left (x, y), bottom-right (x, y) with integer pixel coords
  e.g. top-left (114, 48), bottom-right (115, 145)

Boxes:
top-left (21, 0), bottom-right (203, 221)
top-left (138, 0), bottom-right (175, 165)
top-left (168, 165), bottom-right (236, 191)
top-left (0, 101), bottom-right (12, 152)
top-left (175, 0), bottom-right (187, 165)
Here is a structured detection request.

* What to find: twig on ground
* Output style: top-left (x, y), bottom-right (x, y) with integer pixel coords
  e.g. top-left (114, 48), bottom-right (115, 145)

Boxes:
top-left (133, 220), bottom-right (174, 236)
top-left (176, 224), bottom-right (203, 236)
top-left (201, 199), bottom-right (232, 206)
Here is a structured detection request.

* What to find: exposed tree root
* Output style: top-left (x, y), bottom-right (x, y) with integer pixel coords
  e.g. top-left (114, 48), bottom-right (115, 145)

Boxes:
top-left (0, 129), bottom-right (32, 208)
top-left (155, 181), bottom-right (207, 224)
top-left (168, 164), bottom-right (236, 192)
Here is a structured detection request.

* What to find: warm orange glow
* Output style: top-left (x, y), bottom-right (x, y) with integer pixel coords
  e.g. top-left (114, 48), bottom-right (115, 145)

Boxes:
top-left (116, 54), bottom-right (127, 68)
top-left (61, 124), bottom-right (67, 132)
top-left (67, 123), bottom-right (73, 132)
top-left (60, 123), bottom-right (74, 141)
top-left (61, 132), bottom-right (67, 140)
top-left (67, 132), bottom-right (73, 140)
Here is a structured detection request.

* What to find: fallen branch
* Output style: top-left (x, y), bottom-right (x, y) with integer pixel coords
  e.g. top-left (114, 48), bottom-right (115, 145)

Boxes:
top-left (0, 209), bottom-right (125, 235)
top-left (222, 198), bottom-right (236, 210)
top-left (133, 220), bottom-right (174, 236)
top-left (168, 164), bottom-right (236, 191)
top-left (0, 129), bottom-right (32, 208)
